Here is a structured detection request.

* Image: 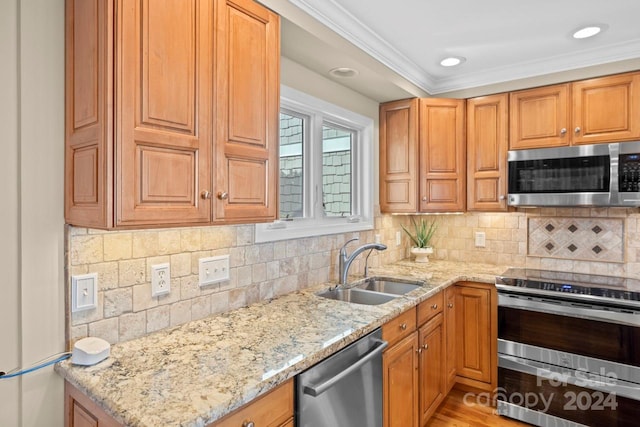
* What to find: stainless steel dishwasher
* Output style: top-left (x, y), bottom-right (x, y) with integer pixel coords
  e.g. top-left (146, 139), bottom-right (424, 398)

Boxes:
top-left (296, 328), bottom-right (388, 427)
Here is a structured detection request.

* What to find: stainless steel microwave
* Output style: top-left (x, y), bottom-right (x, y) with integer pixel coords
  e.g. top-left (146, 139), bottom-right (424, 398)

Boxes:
top-left (507, 141), bottom-right (640, 207)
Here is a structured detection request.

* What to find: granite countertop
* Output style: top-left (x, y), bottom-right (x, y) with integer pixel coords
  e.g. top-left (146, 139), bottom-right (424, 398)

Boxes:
top-left (55, 259), bottom-right (508, 427)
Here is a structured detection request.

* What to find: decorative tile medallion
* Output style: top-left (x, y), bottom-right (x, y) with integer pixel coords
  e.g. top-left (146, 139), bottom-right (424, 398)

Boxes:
top-left (528, 217), bottom-right (624, 263)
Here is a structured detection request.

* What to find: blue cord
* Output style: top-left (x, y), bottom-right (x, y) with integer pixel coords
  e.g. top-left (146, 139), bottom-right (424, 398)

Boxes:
top-left (0, 353), bottom-right (71, 379)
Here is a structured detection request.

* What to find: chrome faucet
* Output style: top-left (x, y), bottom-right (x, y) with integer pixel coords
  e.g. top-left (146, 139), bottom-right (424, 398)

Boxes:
top-left (338, 238), bottom-right (387, 286)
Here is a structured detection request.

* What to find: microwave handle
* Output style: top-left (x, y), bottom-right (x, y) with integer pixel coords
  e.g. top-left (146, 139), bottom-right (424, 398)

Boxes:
top-left (499, 354), bottom-right (640, 401)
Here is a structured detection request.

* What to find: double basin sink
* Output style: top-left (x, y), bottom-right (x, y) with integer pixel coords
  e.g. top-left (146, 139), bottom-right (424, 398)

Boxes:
top-left (317, 278), bottom-right (423, 305)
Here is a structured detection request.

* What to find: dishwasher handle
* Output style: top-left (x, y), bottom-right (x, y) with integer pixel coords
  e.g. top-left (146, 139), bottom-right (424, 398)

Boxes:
top-left (303, 338), bottom-right (388, 397)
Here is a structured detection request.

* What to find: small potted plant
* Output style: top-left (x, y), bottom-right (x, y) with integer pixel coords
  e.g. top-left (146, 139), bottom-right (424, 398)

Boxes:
top-left (401, 216), bottom-right (437, 263)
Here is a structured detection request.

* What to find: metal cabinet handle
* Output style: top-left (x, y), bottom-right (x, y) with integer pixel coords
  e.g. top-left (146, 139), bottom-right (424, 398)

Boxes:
top-left (201, 190), bottom-right (212, 199)
top-left (400, 323), bottom-right (407, 330)
top-left (218, 191), bottom-right (229, 200)
top-left (560, 128), bottom-right (567, 135)
top-left (431, 304), bottom-right (438, 310)
top-left (575, 127), bottom-right (581, 134)
top-left (243, 422), bottom-right (255, 427)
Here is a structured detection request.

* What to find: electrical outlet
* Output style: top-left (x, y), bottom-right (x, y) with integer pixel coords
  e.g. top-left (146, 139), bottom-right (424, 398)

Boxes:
top-left (475, 231), bottom-right (486, 248)
top-left (199, 255), bottom-right (230, 286)
top-left (374, 234), bottom-right (381, 244)
top-left (396, 231), bottom-right (402, 246)
top-left (151, 263), bottom-right (170, 297)
top-left (71, 273), bottom-right (98, 312)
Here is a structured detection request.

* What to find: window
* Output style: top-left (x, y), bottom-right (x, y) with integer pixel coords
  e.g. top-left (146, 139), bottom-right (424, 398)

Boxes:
top-left (255, 85), bottom-right (374, 242)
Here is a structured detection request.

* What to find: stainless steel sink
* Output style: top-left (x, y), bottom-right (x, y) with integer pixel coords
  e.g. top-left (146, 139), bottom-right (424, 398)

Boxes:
top-left (355, 278), bottom-right (422, 295)
top-left (316, 288), bottom-right (397, 305)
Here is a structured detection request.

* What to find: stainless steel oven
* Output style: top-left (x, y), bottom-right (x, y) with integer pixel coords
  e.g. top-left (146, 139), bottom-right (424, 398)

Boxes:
top-left (496, 268), bottom-right (640, 427)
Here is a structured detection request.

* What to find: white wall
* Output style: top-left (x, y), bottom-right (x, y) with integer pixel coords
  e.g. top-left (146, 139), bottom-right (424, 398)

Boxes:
top-left (0, 1), bottom-right (66, 426)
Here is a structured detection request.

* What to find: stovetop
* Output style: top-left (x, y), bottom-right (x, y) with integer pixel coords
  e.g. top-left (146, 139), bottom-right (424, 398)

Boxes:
top-left (496, 268), bottom-right (640, 306)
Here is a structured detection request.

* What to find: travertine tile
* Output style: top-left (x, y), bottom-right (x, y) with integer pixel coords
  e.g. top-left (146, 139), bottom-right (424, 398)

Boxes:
top-left (132, 283), bottom-right (158, 312)
top-left (118, 312), bottom-right (146, 342)
top-left (252, 263), bottom-right (267, 283)
top-left (211, 292), bottom-right (230, 315)
top-left (180, 228), bottom-right (201, 252)
top-left (70, 324), bottom-right (88, 345)
top-left (89, 262), bottom-right (119, 291)
top-left (103, 233), bottom-right (133, 261)
top-left (228, 288), bottom-right (246, 310)
top-left (119, 259), bottom-right (146, 287)
top-left (191, 295), bottom-right (212, 320)
top-left (170, 300), bottom-right (191, 327)
top-left (236, 265), bottom-right (253, 287)
top-left (71, 293), bottom-right (104, 326)
top-left (236, 225), bottom-right (253, 246)
top-left (132, 231), bottom-right (160, 258)
top-left (201, 225), bottom-right (236, 250)
top-left (104, 288), bottom-right (133, 318)
top-left (88, 318), bottom-right (119, 344)
top-left (146, 305), bottom-right (171, 333)
top-left (180, 275), bottom-right (201, 300)
top-left (157, 230), bottom-right (182, 254)
top-left (170, 253), bottom-right (191, 278)
top-left (70, 235), bottom-right (103, 265)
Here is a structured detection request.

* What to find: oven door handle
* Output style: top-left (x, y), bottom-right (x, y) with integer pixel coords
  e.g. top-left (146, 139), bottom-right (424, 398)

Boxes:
top-left (303, 338), bottom-right (388, 397)
top-left (498, 294), bottom-right (640, 327)
top-left (499, 354), bottom-right (640, 400)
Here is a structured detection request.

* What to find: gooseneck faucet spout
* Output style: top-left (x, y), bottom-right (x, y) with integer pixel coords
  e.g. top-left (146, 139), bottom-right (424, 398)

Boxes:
top-left (338, 238), bottom-right (387, 286)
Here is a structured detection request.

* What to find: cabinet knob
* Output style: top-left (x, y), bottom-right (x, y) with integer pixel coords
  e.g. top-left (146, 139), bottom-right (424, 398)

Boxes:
top-left (243, 422), bottom-right (255, 427)
top-left (575, 127), bottom-right (581, 134)
top-left (422, 344), bottom-right (429, 350)
top-left (422, 196), bottom-right (427, 201)
top-left (499, 195), bottom-right (505, 201)
top-left (218, 191), bottom-right (229, 200)
top-left (560, 128), bottom-right (567, 135)
top-left (417, 348), bottom-right (422, 354)
top-left (431, 304), bottom-right (438, 310)
top-left (447, 302), bottom-right (454, 308)
top-left (400, 323), bottom-right (407, 330)
top-left (201, 190), bottom-right (212, 199)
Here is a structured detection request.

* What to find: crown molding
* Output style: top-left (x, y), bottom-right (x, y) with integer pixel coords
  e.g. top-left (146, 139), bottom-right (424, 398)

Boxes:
top-left (287, 0), bottom-right (437, 92)
top-left (287, 0), bottom-right (640, 94)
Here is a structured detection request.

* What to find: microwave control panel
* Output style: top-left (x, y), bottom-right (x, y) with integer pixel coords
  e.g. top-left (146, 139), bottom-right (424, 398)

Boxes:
top-left (619, 153), bottom-right (640, 192)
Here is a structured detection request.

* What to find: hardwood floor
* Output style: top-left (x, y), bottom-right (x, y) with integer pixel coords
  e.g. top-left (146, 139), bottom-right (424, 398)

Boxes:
top-left (426, 387), bottom-right (531, 427)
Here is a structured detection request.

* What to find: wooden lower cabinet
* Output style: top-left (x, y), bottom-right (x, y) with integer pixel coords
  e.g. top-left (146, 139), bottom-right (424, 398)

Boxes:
top-left (418, 312), bottom-right (445, 425)
top-left (65, 380), bottom-right (293, 427)
top-left (444, 286), bottom-right (457, 393)
top-left (383, 332), bottom-right (420, 427)
top-left (454, 282), bottom-right (497, 391)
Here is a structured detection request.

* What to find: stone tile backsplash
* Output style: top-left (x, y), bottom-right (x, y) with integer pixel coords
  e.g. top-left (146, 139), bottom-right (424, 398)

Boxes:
top-left (67, 207), bottom-right (640, 345)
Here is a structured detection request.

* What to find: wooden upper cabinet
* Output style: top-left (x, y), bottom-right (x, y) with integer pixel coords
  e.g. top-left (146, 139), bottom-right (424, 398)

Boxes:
top-left (65, 0), bottom-right (279, 229)
top-left (509, 83), bottom-right (570, 150)
top-left (419, 99), bottom-right (466, 212)
top-left (572, 72), bottom-right (640, 145)
top-left (214, 0), bottom-right (279, 223)
top-left (379, 99), bottom-right (419, 213)
top-left (116, 0), bottom-right (212, 226)
top-left (466, 94), bottom-right (508, 211)
top-left (65, 0), bottom-right (113, 228)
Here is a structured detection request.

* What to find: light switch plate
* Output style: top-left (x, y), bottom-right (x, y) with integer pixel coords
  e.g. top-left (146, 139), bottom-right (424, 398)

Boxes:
top-left (475, 231), bottom-right (486, 248)
top-left (199, 255), bottom-right (230, 286)
top-left (71, 273), bottom-right (98, 312)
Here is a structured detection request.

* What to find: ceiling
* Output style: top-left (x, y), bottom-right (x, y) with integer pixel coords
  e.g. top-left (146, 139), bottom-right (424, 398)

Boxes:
top-left (263, 0), bottom-right (640, 102)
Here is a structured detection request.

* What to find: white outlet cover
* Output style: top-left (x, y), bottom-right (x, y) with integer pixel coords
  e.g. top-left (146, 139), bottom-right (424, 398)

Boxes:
top-left (475, 231), bottom-right (486, 248)
top-left (71, 273), bottom-right (98, 312)
top-left (151, 263), bottom-right (171, 297)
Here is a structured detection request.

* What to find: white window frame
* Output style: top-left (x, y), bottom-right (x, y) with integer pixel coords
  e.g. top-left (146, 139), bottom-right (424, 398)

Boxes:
top-left (255, 85), bottom-right (374, 243)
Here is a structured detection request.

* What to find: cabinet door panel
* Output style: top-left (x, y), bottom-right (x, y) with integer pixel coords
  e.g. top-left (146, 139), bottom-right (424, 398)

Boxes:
top-left (456, 285), bottom-right (491, 383)
top-left (380, 99), bottom-right (419, 213)
top-left (65, 0), bottom-right (113, 227)
top-left (383, 332), bottom-right (419, 427)
top-left (467, 94), bottom-right (508, 211)
top-left (419, 313), bottom-right (444, 425)
top-left (444, 286), bottom-right (457, 392)
top-left (573, 72), bottom-right (640, 144)
top-left (509, 84), bottom-right (570, 149)
top-left (117, 0), bottom-right (211, 226)
top-left (419, 99), bottom-right (465, 212)
top-left (215, 0), bottom-right (279, 222)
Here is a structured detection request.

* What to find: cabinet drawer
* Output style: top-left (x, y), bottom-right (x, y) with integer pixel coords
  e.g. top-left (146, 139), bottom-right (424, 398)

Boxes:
top-left (417, 291), bottom-right (443, 326)
top-left (382, 307), bottom-right (417, 347)
top-left (209, 380), bottom-right (293, 427)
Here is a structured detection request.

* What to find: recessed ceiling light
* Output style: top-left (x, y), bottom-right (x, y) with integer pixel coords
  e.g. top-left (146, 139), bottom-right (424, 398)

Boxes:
top-left (329, 67), bottom-right (359, 78)
top-left (572, 25), bottom-right (603, 39)
top-left (440, 56), bottom-right (466, 67)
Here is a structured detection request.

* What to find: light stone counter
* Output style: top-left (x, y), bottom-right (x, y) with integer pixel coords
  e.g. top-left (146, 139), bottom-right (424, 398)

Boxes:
top-left (55, 259), bottom-right (508, 427)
